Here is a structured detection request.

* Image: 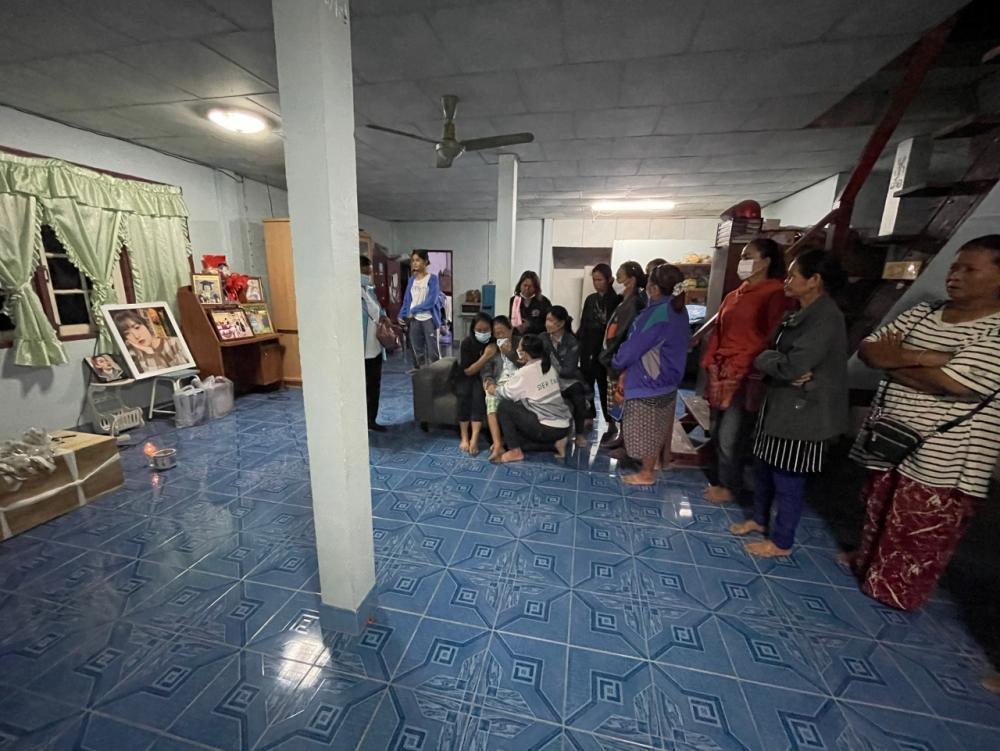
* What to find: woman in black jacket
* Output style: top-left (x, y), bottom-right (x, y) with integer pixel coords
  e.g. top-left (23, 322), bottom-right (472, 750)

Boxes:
top-left (599, 261), bottom-right (647, 448)
top-left (455, 312), bottom-right (497, 456)
top-left (542, 306), bottom-right (590, 447)
top-left (578, 263), bottom-right (621, 426)
top-left (509, 270), bottom-right (552, 336)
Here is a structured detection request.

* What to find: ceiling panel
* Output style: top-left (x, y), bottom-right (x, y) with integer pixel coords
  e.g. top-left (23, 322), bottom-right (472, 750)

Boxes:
top-left (0, 0), bottom-right (978, 219)
top-left (82, 0), bottom-right (238, 41)
top-left (562, 0), bottom-right (704, 62)
top-left (105, 40), bottom-right (274, 98)
top-left (200, 31), bottom-right (279, 88)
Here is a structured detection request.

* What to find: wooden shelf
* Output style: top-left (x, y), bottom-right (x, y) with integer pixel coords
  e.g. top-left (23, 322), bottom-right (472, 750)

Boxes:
top-left (177, 286), bottom-right (283, 389)
top-left (219, 333), bottom-right (280, 348)
top-left (894, 180), bottom-right (995, 198)
top-left (933, 114), bottom-right (1000, 140)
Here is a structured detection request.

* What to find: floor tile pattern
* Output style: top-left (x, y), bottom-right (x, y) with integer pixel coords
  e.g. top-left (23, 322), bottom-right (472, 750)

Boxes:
top-left (1, 356), bottom-right (997, 749)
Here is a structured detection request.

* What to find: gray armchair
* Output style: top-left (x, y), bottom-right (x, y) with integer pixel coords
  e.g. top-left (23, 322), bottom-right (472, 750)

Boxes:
top-left (412, 357), bottom-right (458, 430)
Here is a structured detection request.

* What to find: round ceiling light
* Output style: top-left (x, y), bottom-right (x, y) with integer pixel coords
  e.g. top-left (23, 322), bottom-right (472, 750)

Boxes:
top-left (207, 108), bottom-right (268, 134)
top-left (591, 199), bottom-right (676, 212)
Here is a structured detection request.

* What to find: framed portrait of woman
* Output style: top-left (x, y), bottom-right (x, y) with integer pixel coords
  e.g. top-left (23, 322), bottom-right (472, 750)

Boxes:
top-left (102, 303), bottom-right (196, 380)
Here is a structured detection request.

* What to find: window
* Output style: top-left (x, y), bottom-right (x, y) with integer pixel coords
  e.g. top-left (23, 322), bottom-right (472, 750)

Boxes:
top-left (0, 225), bottom-right (135, 345)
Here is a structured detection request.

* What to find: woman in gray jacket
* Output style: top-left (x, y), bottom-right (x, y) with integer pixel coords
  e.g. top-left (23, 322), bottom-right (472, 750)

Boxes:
top-left (731, 249), bottom-right (849, 557)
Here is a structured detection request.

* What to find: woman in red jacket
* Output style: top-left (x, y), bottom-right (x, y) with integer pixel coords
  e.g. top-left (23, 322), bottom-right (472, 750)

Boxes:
top-left (702, 238), bottom-right (790, 504)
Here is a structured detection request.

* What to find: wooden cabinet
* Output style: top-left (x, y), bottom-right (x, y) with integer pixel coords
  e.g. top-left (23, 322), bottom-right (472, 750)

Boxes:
top-left (263, 218), bottom-right (301, 385)
top-left (177, 287), bottom-right (283, 389)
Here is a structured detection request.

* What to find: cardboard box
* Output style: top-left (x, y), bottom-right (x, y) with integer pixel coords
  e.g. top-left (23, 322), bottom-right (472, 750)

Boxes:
top-left (0, 430), bottom-right (124, 539)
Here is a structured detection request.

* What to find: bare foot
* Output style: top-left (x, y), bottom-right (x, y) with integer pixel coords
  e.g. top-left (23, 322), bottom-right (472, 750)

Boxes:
top-left (575, 435), bottom-right (589, 448)
top-left (745, 540), bottom-right (792, 558)
top-left (622, 473), bottom-right (657, 486)
top-left (554, 437), bottom-right (568, 458)
top-left (704, 485), bottom-right (735, 504)
top-left (500, 449), bottom-right (525, 463)
top-left (836, 551), bottom-right (857, 568)
top-left (730, 520), bottom-right (766, 537)
top-left (459, 441), bottom-right (469, 454)
top-left (468, 443), bottom-right (480, 457)
top-left (489, 449), bottom-right (504, 463)
top-left (982, 675), bottom-right (1000, 695)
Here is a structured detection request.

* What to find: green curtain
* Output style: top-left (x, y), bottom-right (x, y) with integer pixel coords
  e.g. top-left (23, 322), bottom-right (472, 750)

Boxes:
top-left (127, 213), bottom-right (192, 314)
top-left (0, 192), bottom-right (67, 366)
top-left (43, 198), bottom-right (125, 351)
top-left (0, 151), bottom-right (191, 366)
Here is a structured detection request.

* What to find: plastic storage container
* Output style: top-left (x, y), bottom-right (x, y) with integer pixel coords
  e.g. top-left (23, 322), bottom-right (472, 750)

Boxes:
top-left (173, 385), bottom-right (207, 427)
top-left (200, 376), bottom-right (234, 418)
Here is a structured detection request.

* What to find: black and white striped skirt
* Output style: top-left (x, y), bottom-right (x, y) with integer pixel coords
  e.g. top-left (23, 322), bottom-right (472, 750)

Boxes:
top-left (753, 430), bottom-right (826, 473)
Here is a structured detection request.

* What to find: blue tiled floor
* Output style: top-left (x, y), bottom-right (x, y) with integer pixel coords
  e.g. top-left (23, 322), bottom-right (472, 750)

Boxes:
top-left (2, 354), bottom-right (999, 750)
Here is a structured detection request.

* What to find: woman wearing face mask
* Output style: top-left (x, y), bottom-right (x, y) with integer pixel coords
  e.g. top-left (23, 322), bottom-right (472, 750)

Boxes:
top-left (400, 249), bottom-right (442, 369)
top-left (702, 238), bottom-right (790, 504)
top-left (612, 264), bottom-right (690, 485)
top-left (482, 316), bottom-right (522, 462)
top-left (455, 312), bottom-right (497, 456)
top-left (487, 334), bottom-right (571, 463)
top-left (578, 264), bottom-right (621, 427)
top-left (361, 255), bottom-right (390, 432)
top-left (730, 249), bottom-right (849, 558)
top-left (542, 306), bottom-right (590, 448)
top-left (509, 270), bottom-right (552, 336)
top-left (598, 261), bottom-right (647, 448)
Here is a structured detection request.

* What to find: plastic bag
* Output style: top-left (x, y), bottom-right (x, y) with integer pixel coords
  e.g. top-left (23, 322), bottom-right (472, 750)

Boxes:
top-left (200, 376), bottom-right (234, 418)
top-left (173, 385), bottom-right (207, 427)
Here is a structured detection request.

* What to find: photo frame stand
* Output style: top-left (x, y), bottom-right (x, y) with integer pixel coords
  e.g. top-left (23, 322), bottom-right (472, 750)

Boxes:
top-left (86, 380), bottom-right (145, 438)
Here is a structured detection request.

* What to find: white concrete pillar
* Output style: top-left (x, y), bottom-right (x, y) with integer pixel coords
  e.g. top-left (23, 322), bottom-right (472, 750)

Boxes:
top-left (273, 0), bottom-right (375, 634)
top-left (494, 154), bottom-right (518, 298)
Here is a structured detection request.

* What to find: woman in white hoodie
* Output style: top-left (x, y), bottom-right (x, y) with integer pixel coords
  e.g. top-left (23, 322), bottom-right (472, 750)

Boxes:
top-left (487, 334), bottom-right (571, 463)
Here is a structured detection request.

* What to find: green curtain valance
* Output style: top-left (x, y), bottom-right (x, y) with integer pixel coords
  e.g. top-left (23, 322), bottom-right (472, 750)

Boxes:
top-left (0, 150), bottom-right (191, 367)
top-left (0, 151), bottom-right (188, 218)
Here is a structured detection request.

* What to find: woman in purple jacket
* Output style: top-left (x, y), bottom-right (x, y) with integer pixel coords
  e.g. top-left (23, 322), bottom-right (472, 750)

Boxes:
top-left (612, 264), bottom-right (689, 486)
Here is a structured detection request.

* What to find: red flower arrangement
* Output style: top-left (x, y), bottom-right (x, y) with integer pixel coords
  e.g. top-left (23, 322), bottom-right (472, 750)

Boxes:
top-left (224, 273), bottom-right (249, 301)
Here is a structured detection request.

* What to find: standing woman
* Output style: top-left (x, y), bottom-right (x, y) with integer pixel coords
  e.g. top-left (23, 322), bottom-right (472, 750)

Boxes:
top-left (578, 264), bottom-right (621, 426)
top-left (702, 239), bottom-right (790, 504)
top-left (542, 306), bottom-right (590, 447)
top-left (400, 249), bottom-right (442, 369)
top-left (509, 271), bottom-right (552, 336)
top-left (612, 264), bottom-right (690, 485)
top-left (847, 236), bottom-right (1000, 611)
top-left (731, 250), bottom-right (849, 557)
top-left (487, 334), bottom-right (571, 463)
top-left (455, 312), bottom-right (496, 456)
top-left (361, 255), bottom-right (389, 432)
top-left (598, 261), bottom-right (647, 448)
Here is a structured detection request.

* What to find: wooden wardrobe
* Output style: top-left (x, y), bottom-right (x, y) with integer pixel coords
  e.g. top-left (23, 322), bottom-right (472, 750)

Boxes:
top-left (263, 218), bottom-right (302, 385)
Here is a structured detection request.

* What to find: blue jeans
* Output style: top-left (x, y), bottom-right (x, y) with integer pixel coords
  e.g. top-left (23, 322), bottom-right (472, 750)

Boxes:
top-left (708, 399), bottom-right (755, 494)
top-left (752, 458), bottom-right (807, 550)
top-left (409, 318), bottom-right (440, 368)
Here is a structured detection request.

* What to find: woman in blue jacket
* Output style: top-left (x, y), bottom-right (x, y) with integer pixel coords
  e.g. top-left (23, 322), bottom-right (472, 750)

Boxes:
top-left (399, 249), bottom-right (442, 368)
top-left (612, 264), bottom-right (689, 486)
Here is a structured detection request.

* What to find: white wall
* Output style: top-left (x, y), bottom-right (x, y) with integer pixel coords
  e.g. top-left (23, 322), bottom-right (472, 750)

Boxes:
top-left (390, 219), bottom-right (544, 310)
top-left (762, 174), bottom-right (840, 226)
top-left (359, 213), bottom-right (394, 251)
top-left (0, 106), bottom-right (288, 436)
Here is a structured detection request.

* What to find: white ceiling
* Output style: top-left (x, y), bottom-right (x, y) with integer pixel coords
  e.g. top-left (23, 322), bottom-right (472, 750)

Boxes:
top-left (0, 0), bottom-right (977, 220)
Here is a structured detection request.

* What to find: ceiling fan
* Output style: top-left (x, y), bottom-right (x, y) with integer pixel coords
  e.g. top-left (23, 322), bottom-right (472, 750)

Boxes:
top-left (366, 95), bottom-right (534, 168)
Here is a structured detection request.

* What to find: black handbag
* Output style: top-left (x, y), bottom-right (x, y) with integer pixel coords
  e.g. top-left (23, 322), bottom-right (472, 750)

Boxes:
top-left (865, 303), bottom-right (998, 464)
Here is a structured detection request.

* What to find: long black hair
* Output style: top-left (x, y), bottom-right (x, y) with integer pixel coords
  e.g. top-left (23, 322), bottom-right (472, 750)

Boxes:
top-left (793, 249), bottom-right (845, 293)
top-left (520, 334), bottom-right (550, 373)
top-left (548, 305), bottom-right (574, 332)
top-left (469, 311), bottom-right (494, 339)
top-left (593, 263), bottom-right (613, 283)
top-left (748, 238), bottom-right (785, 279)
top-left (516, 270), bottom-right (542, 297)
top-left (618, 261), bottom-right (647, 290)
top-left (410, 249), bottom-right (429, 263)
